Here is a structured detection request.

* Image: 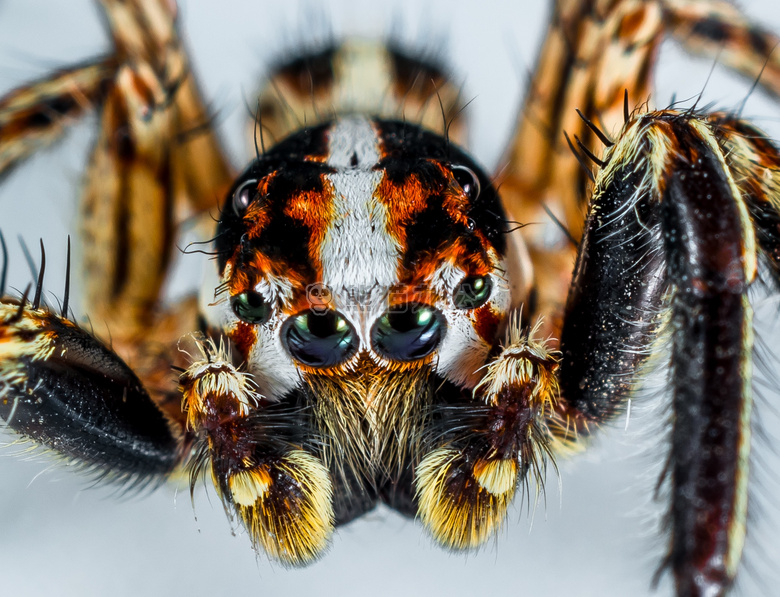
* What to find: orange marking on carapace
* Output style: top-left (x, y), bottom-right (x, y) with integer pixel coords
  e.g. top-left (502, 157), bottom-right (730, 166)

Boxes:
top-left (244, 174), bottom-right (277, 240)
top-left (401, 243), bottom-right (493, 300)
top-left (283, 176), bottom-right (334, 276)
top-left (226, 250), bottom-right (305, 298)
top-left (374, 173), bottom-right (431, 249)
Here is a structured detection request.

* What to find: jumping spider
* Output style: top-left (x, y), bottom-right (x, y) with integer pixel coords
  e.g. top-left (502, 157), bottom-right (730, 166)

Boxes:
top-left (1, 1), bottom-right (780, 596)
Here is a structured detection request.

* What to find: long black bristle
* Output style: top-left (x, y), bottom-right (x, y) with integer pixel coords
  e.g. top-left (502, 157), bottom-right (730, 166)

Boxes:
top-left (0, 230), bottom-right (7, 296)
top-left (575, 108), bottom-right (614, 147)
top-left (541, 202), bottom-right (578, 248)
top-left (623, 89), bottom-right (630, 124)
top-left (9, 284), bottom-right (32, 324)
top-left (62, 236), bottom-right (71, 317)
top-left (574, 134), bottom-right (607, 168)
top-left (32, 239), bottom-right (46, 310)
top-left (563, 131), bottom-right (595, 183)
top-left (18, 236), bottom-right (38, 285)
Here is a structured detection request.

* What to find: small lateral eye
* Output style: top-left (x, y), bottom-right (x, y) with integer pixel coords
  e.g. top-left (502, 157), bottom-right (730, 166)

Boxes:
top-left (231, 291), bottom-right (271, 324)
top-left (453, 275), bottom-right (492, 309)
top-left (233, 179), bottom-right (259, 215)
top-left (451, 165), bottom-right (481, 202)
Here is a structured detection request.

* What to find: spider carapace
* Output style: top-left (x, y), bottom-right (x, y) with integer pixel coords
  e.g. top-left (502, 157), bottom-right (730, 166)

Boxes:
top-left (1, 1), bottom-right (780, 596)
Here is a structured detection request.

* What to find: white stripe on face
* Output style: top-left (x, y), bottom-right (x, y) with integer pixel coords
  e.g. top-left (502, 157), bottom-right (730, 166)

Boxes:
top-left (321, 117), bottom-right (400, 322)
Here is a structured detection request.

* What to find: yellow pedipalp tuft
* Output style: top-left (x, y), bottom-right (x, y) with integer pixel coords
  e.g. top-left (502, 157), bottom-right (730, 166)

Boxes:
top-left (475, 314), bottom-right (560, 416)
top-left (415, 447), bottom-right (512, 550)
top-left (235, 449), bottom-right (334, 566)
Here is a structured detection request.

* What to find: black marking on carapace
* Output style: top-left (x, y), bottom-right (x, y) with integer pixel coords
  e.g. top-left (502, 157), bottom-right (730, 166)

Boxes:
top-left (215, 123), bottom-right (332, 272)
top-left (274, 44), bottom-right (338, 96)
top-left (0, 317), bottom-right (179, 479)
top-left (256, 167), bottom-right (327, 267)
top-left (375, 120), bottom-right (507, 255)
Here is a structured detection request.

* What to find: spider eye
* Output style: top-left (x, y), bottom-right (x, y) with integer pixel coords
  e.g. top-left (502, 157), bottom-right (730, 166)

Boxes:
top-left (282, 310), bottom-right (358, 368)
top-left (453, 276), bottom-right (492, 309)
top-left (451, 165), bottom-right (481, 201)
top-left (231, 291), bottom-right (271, 324)
top-left (371, 304), bottom-right (444, 361)
top-left (233, 179), bottom-right (259, 215)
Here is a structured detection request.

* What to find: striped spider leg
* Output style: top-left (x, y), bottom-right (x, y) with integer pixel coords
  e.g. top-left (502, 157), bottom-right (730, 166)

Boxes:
top-left (0, 1), bottom-right (780, 596)
top-left (496, 1), bottom-right (780, 596)
top-left (0, 0), bottom-right (233, 485)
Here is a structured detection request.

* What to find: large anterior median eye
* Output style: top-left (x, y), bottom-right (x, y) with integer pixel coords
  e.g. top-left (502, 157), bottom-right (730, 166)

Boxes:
top-left (231, 291), bottom-right (271, 324)
top-left (282, 310), bottom-right (358, 368)
top-left (371, 303), bottom-right (444, 361)
top-left (453, 275), bottom-right (492, 309)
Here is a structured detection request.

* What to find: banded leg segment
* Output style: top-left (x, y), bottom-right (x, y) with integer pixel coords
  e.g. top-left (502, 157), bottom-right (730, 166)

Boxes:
top-left (82, 0), bottom-right (233, 342)
top-left (499, 0), bottom-right (666, 337)
top-left (0, 59), bottom-right (117, 179)
top-left (98, 0), bottom-right (233, 216)
top-left (500, 0), bottom-right (780, 339)
top-left (558, 112), bottom-right (759, 597)
top-left (664, 0), bottom-right (780, 99)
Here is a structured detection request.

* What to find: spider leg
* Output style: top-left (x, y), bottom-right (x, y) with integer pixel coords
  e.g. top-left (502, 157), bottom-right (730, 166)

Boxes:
top-left (0, 298), bottom-right (181, 484)
top-left (663, 0), bottom-right (780, 99)
top-left (556, 110), bottom-right (775, 597)
top-left (0, 1), bottom-right (233, 377)
top-left (98, 0), bottom-right (234, 214)
top-left (500, 0), bottom-right (780, 337)
top-left (0, 0), bottom-right (235, 487)
top-left (82, 0), bottom-right (232, 342)
top-left (0, 59), bottom-right (117, 180)
top-left (704, 114), bottom-right (780, 288)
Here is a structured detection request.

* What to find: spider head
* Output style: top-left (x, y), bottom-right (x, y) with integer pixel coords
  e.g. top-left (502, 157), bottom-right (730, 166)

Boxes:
top-left (208, 117), bottom-right (512, 395)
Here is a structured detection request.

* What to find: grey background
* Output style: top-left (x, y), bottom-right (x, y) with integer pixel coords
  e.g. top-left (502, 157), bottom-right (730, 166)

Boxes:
top-left (1, 1), bottom-right (779, 595)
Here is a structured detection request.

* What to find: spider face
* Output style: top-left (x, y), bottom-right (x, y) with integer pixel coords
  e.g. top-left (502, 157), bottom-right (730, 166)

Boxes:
top-left (211, 117), bottom-right (511, 393)
top-left (2, 1), bottom-right (780, 596)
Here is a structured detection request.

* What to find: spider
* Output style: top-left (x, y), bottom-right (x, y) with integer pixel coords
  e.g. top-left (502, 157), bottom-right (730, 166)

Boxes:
top-left (1, 1), bottom-right (780, 596)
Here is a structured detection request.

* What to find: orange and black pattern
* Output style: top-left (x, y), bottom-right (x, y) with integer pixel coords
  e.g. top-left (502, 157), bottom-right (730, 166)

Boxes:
top-left (1, 2), bottom-right (780, 596)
